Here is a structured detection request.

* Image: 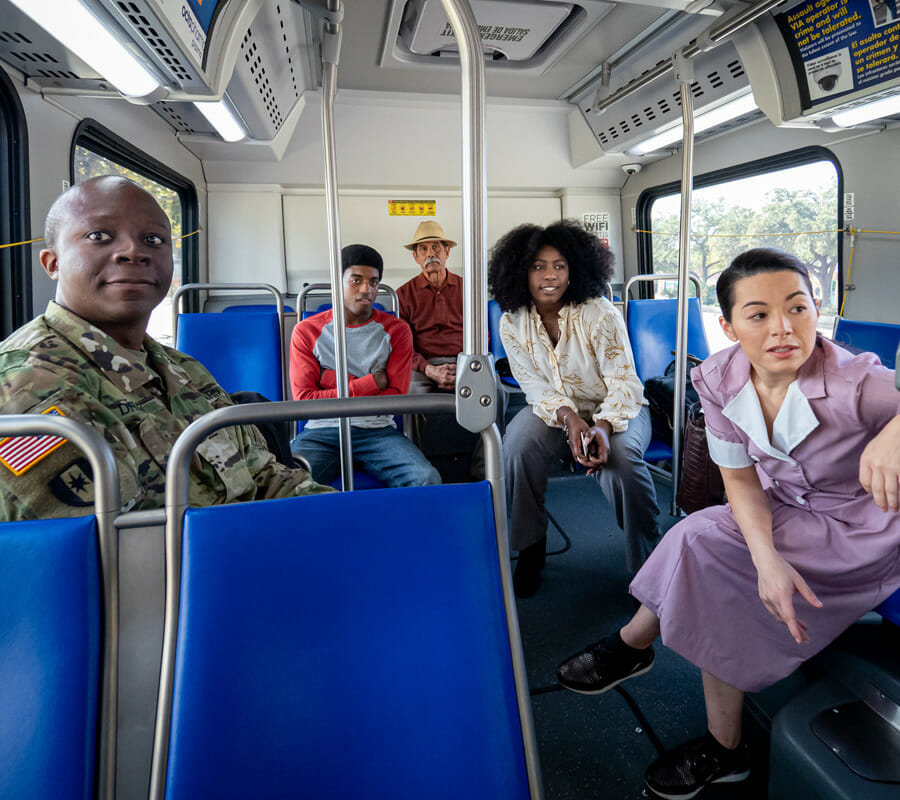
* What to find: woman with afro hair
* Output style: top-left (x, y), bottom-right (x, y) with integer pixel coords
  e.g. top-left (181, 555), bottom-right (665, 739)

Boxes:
top-left (489, 220), bottom-right (660, 597)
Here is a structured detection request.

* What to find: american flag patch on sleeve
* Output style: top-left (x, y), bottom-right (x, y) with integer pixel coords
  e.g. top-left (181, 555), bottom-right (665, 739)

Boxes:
top-left (0, 407), bottom-right (68, 475)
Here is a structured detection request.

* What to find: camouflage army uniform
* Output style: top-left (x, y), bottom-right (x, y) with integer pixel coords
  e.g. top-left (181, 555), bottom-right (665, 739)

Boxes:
top-left (0, 302), bottom-right (330, 521)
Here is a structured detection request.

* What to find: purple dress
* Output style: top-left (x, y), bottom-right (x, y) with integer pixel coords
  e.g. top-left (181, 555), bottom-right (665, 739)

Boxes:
top-left (630, 336), bottom-right (900, 692)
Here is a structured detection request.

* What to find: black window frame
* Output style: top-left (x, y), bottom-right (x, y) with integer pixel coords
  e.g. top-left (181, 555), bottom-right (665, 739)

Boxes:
top-left (635, 145), bottom-right (843, 304)
top-left (0, 68), bottom-right (31, 338)
top-left (70, 119), bottom-right (199, 310)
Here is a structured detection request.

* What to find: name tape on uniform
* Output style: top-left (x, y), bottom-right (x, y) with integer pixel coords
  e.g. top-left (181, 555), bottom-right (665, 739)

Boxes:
top-left (0, 407), bottom-right (68, 475)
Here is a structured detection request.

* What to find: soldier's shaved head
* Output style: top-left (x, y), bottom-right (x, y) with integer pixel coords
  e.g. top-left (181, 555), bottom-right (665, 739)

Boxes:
top-left (44, 176), bottom-right (162, 248)
top-left (39, 175), bottom-right (174, 350)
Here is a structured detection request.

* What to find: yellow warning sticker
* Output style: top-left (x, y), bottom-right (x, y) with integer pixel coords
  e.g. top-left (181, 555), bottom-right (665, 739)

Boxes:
top-left (388, 200), bottom-right (436, 217)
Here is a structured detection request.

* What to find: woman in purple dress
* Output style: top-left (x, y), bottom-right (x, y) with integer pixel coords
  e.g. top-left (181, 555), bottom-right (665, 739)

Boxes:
top-left (557, 248), bottom-right (900, 799)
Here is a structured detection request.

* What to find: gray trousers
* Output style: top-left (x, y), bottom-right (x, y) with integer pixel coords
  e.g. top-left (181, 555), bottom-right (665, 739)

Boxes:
top-left (504, 405), bottom-right (660, 575)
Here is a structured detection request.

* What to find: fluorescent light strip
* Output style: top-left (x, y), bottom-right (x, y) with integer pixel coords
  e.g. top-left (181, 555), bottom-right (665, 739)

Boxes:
top-left (194, 100), bottom-right (246, 142)
top-left (832, 92), bottom-right (900, 127)
top-left (9, 0), bottom-right (160, 98)
top-left (628, 92), bottom-right (759, 156)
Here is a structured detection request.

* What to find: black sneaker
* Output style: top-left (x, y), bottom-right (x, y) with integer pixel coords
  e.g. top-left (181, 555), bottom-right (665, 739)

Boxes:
top-left (556, 634), bottom-right (654, 694)
top-left (645, 735), bottom-right (751, 799)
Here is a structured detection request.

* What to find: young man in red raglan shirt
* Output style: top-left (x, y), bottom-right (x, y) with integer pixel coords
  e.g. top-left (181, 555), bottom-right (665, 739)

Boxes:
top-left (289, 244), bottom-right (440, 487)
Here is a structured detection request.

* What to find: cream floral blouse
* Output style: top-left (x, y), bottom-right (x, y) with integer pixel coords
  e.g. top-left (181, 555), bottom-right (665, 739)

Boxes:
top-left (499, 296), bottom-right (646, 433)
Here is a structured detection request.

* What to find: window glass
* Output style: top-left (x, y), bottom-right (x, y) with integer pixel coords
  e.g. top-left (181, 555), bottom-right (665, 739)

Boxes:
top-left (74, 145), bottom-right (183, 346)
top-left (0, 70), bottom-right (29, 337)
top-left (647, 160), bottom-right (839, 353)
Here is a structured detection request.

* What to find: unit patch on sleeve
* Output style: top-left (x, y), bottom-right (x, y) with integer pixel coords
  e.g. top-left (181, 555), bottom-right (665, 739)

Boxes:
top-left (49, 457), bottom-right (95, 507)
top-left (0, 406), bottom-right (68, 475)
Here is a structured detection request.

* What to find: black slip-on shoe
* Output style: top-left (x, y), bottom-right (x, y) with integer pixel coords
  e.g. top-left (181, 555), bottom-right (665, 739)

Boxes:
top-left (556, 634), bottom-right (654, 695)
top-left (645, 736), bottom-right (751, 799)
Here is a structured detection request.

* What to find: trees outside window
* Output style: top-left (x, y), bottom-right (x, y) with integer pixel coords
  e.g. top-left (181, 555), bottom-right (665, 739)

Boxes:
top-left (647, 159), bottom-right (839, 352)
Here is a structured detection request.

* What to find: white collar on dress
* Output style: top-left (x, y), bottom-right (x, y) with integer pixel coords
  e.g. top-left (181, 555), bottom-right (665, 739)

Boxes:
top-left (722, 379), bottom-right (819, 464)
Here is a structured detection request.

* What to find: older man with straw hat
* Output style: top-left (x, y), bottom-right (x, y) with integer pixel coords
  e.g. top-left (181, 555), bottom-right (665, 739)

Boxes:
top-left (396, 220), bottom-right (463, 393)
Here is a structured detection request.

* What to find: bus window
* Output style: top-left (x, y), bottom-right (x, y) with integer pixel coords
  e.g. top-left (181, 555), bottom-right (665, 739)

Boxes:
top-left (73, 145), bottom-right (183, 346)
top-left (642, 153), bottom-right (840, 353)
top-left (0, 68), bottom-right (30, 339)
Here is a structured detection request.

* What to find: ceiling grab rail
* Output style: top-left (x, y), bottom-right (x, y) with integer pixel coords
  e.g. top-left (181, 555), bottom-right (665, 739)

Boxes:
top-left (316, 0), bottom-right (354, 491)
top-left (440, 0), bottom-right (497, 437)
top-left (671, 51), bottom-right (696, 517)
top-left (590, 0), bottom-right (788, 115)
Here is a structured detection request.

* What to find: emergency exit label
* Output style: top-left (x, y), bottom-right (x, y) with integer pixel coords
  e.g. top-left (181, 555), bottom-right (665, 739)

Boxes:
top-left (389, 200), bottom-right (437, 216)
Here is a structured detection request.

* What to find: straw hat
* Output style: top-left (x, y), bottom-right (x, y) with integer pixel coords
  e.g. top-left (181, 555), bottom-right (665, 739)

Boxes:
top-left (403, 220), bottom-right (457, 250)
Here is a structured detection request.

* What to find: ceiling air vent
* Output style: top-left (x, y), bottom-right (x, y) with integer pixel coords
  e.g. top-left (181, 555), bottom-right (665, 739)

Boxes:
top-left (580, 42), bottom-right (755, 154)
top-left (381, 0), bottom-right (613, 77)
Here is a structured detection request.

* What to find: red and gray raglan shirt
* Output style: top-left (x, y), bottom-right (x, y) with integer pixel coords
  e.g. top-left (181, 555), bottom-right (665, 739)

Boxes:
top-left (289, 308), bottom-right (413, 429)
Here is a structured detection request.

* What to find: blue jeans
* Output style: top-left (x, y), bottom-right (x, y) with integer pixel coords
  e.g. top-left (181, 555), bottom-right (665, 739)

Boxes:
top-left (291, 425), bottom-right (441, 488)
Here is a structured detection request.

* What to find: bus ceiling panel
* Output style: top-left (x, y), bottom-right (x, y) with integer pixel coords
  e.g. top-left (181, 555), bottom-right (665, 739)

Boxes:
top-left (382, 0), bottom-right (728, 81)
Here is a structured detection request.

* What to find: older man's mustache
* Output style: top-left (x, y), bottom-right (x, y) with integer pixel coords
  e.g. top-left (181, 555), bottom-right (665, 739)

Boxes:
top-left (425, 256), bottom-right (442, 267)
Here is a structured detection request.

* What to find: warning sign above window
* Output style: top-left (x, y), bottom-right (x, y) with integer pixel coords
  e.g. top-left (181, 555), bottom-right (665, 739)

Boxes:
top-left (389, 200), bottom-right (437, 217)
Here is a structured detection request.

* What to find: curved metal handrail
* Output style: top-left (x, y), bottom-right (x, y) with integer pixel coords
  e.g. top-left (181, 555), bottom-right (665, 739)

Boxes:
top-left (297, 282), bottom-right (400, 316)
top-left (0, 415), bottom-right (120, 799)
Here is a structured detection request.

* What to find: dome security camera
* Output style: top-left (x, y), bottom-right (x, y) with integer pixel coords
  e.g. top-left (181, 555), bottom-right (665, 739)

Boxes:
top-left (811, 64), bottom-right (841, 92)
top-left (622, 163), bottom-right (643, 175)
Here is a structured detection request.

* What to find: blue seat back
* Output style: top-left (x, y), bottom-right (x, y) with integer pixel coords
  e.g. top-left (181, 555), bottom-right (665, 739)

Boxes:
top-left (832, 317), bottom-right (900, 369)
top-left (626, 297), bottom-right (710, 383)
top-left (0, 515), bottom-right (100, 800)
top-left (163, 484), bottom-right (530, 799)
top-left (488, 299), bottom-right (507, 361)
top-left (488, 299), bottom-right (520, 388)
top-left (176, 311), bottom-right (284, 401)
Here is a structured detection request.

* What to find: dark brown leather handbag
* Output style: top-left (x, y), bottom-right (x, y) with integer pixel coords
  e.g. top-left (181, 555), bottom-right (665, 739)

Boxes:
top-left (676, 401), bottom-right (726, 514)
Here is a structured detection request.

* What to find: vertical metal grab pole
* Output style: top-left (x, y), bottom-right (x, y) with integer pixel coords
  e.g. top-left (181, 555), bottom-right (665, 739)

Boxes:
top-left (441, 0), bottom-right (487, 357)
top-left (671, 51), bottom-right (695, 515)
top-left (320, 1), bottom-right (353, 490)
top-left (441, 0), bottom-right (496, 438)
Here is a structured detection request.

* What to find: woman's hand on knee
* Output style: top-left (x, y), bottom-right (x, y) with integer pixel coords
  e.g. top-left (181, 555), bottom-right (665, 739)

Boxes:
top-left (754, 551), bottom-right (822, 645)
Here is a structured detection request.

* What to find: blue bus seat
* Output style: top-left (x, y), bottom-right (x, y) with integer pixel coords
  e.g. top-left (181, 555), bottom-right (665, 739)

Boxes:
top-left (301, 301), bottom-right (386, 320)
top-left (0, 515), bottom-right (101, 800)
top-left (222, 303), bottom-right (295, 313)
top-left (832, 317), bottom-right (900, 369)
top-left (176, 311), bottom-right (284, 401)
top-left (626, 297), bottom-right (710, 463)
top-left (626, 297), bottom-right (710, 384)
top-left (160, 484), bottom-right (532, 798)
top-left (488, 299), bottom-right (520, 389)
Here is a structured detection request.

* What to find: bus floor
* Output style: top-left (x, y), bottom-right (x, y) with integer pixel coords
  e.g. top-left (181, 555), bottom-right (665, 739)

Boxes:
top-left (519, 473), bottom-right (769, 800)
